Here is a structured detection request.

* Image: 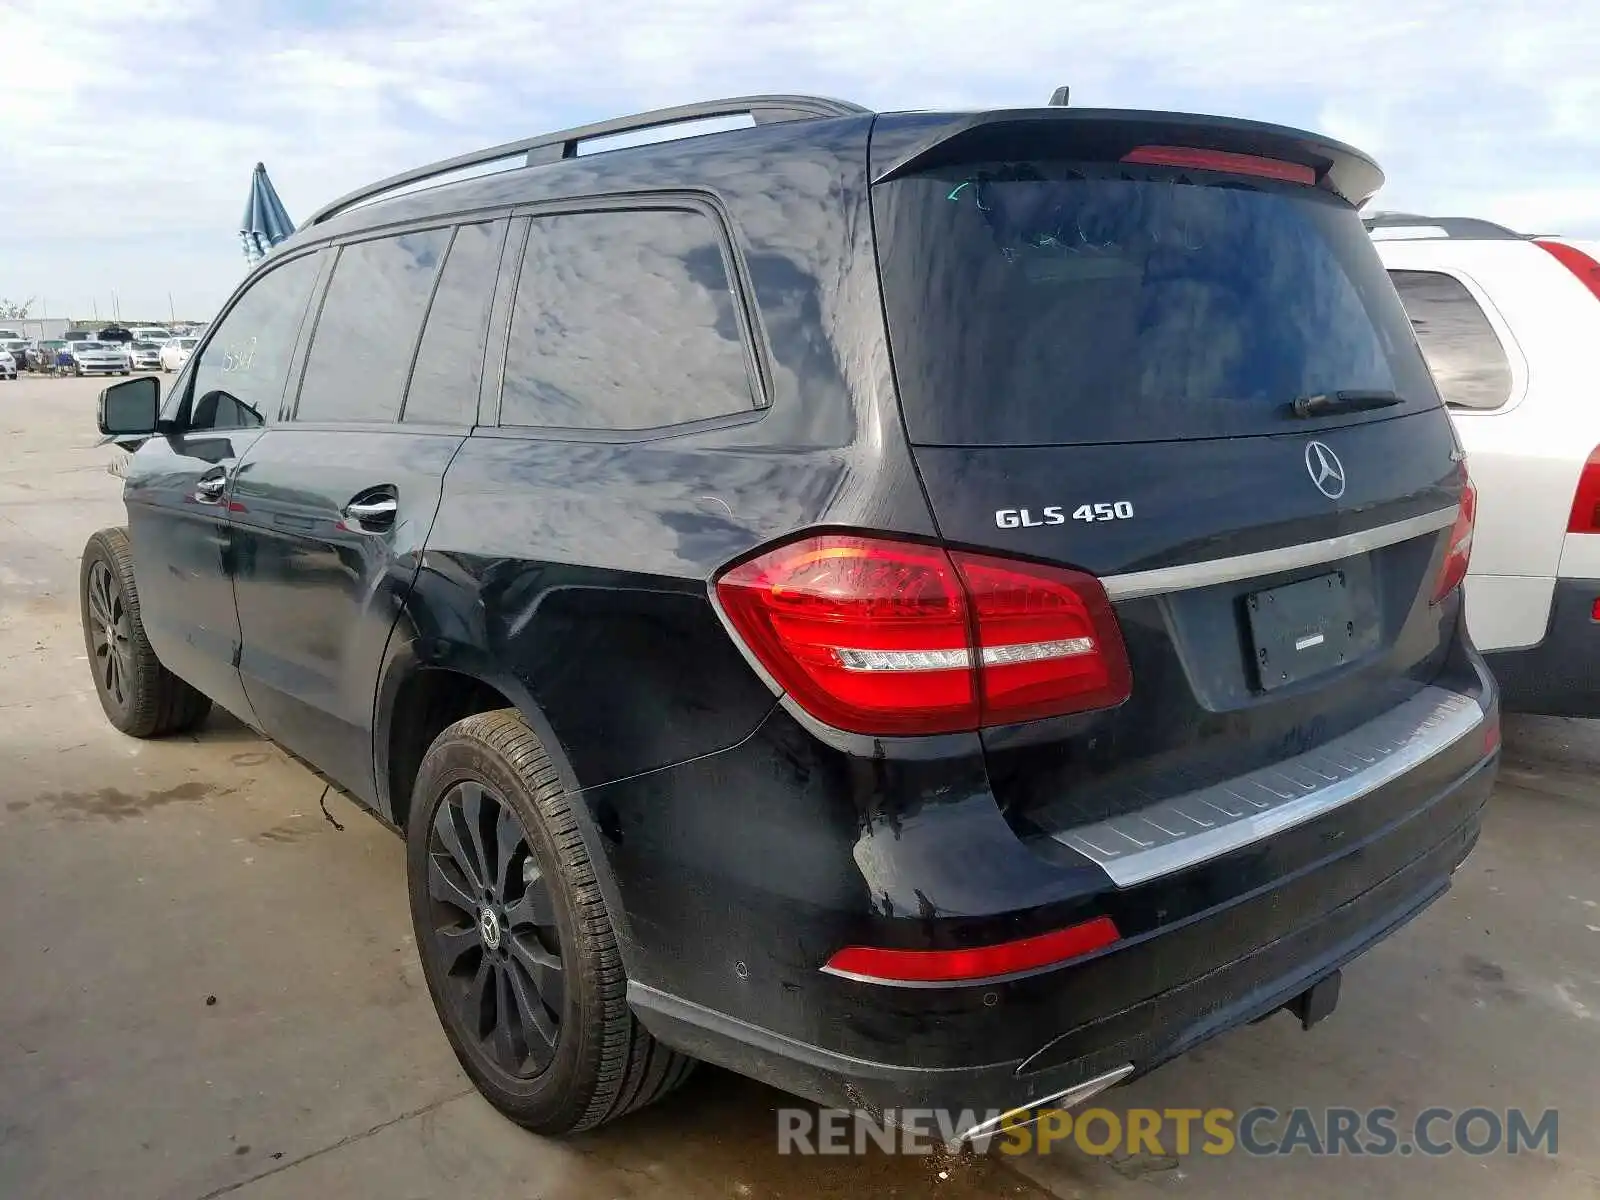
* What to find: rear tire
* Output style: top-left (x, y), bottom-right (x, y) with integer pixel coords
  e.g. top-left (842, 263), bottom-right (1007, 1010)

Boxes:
top-left (407, 709), bottom-right (694, 1135)
top-left (80, 527), bottom-right (212, 737)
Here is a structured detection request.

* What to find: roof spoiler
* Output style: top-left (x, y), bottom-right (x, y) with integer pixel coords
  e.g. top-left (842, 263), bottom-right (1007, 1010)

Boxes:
top-left (871, 108), bottom-right (1384, 207)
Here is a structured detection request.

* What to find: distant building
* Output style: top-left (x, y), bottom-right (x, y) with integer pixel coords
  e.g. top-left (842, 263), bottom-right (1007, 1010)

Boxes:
top-left (17, 318), bottom-right (69, 341)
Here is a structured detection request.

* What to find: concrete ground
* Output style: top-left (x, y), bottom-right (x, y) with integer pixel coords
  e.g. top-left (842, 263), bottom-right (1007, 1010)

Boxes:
top-left (1, 374), bottom-right (1596, 1200)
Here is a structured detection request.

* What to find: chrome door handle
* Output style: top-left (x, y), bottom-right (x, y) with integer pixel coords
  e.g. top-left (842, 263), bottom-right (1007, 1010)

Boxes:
top-left (343, 496), bottom-right (398, 525)
top-left (194, 473), bottom-right (227, 504)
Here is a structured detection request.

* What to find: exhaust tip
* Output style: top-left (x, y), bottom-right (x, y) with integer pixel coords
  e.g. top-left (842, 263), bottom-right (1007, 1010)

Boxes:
top-left (952, 1062), bottom-right (1135, 1146)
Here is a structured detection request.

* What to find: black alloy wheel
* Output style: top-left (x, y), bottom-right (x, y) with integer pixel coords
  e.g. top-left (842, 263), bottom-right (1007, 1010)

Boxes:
top-left (78, 526), bottom-right (212, 737)
top-left (86, 558), bottom-right (132, 717)
top-left (423, 779), bottom-right (566, 1079)
top-left (406, 710), bottom-right (694, 1134)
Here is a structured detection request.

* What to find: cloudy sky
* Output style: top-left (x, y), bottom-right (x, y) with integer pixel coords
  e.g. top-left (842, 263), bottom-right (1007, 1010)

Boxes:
top-left (1, 0), bottom-right (1595, 323)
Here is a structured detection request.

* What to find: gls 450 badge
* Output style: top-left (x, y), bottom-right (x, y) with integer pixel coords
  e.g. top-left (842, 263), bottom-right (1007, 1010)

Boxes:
top-left (996, 502), bottom-right (1135, 529)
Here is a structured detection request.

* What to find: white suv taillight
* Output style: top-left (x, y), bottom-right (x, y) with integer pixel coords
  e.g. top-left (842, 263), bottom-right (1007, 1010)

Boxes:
top-left (1535, 240), bottom-right (1600, 305)
top-left (1431, 465), bottom-right (1477, 604)
top-left (1567, 447), bottom-right (1600, 534)
top-left (714, 534), bottom-right (1132, 736)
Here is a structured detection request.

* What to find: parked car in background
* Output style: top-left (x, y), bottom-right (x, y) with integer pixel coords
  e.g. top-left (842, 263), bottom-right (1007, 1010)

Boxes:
top-left (83, 94), bottom-right (1497, 1143)
top-left (0, 347), bottom-right (16, 380)
top-left (70, 341), bottom-right (131, 376)
top-left (0, 336), bottom-right (29, 372)
top-left (127, 341), bottom-right (164, 372)
top-left (1371, 214), bottom-right (1600, 716)
top-left (64, 330), bottom-right (97, 348)
top-left (0, 328), bottom-right (23, 342)
top-left (159, 336), bottom-right (198, 372)
top-left (130, 326), bottom-right (172, 343)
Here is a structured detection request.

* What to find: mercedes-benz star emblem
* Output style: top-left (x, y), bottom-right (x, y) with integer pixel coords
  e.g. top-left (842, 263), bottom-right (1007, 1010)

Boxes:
top-left (1304, 441), bottom-right (1346, 500)
top-left (479, 907), bottom-right (503, 952)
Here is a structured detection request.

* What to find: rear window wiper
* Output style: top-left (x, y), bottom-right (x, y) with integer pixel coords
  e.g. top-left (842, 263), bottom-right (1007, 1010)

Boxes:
top-left (1290, 390), bottom-right (1404, 419)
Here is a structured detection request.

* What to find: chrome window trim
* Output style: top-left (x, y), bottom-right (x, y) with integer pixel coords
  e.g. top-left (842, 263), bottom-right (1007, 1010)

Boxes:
top-left (1101, 508), bottom-right (1456, 601)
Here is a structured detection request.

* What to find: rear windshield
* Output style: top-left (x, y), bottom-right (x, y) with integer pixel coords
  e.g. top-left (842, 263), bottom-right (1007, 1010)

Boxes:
top-left (875, 162), bottom-right (1438, 445)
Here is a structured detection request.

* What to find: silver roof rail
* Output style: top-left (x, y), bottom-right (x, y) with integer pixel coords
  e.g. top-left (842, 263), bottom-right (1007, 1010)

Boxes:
top-left (1363, 211), bottom-right (1526, 241)
top-left (305, 94), bottom-right (871, 227)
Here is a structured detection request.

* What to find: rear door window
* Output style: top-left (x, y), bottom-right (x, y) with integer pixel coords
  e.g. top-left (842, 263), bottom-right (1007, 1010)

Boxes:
top-left (403, 221), bottom-right (505, 425)
top-left (500, 208), bottom-right (756, 431)
top-left (874, 162), bottom-right (1438, 445)
top-left (1387, 270), bottom-right (1514, 411)
top-left (295, 228), bottom-right (451, 424)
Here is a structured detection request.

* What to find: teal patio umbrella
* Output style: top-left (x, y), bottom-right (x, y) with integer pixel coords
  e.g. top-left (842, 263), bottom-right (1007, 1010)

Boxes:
top-left (240, 162), bottom-right (295, 264)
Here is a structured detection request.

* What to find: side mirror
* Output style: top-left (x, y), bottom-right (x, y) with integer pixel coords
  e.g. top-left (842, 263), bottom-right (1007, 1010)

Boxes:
top-left (98, 376), bottom-right (161, 436)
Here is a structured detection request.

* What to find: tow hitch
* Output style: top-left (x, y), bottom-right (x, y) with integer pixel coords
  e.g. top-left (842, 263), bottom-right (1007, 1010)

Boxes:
top-left (1285, 969), bottom-right (1342, 1030)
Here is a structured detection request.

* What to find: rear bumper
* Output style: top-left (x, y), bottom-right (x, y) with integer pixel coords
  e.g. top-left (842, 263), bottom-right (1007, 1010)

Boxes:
top-left (1484, 577), bottom-right (1600, 716)
top-left (631, 750), bottom-right (1493, 1129)
top-left (614, 653), bottom-right (1497, 1129)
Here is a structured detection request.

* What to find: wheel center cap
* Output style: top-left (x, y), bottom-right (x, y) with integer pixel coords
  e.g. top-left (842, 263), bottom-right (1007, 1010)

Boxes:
top-left (479, 907), bottom-right (503, 951)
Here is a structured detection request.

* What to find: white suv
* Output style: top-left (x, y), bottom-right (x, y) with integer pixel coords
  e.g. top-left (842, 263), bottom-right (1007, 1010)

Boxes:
top-left (1371, 213), bottom-right (1600, 715)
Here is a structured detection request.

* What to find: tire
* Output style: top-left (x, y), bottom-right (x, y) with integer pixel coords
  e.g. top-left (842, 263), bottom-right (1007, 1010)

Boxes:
top-left (80, 527), bottom-right (212, 737)
top-left (407, 709), bottom-right (693, 1135)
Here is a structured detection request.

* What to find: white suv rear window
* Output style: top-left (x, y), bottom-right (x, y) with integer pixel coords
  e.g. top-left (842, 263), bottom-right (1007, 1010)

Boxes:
top-left (1388, 270), bottom-right (1513, 410)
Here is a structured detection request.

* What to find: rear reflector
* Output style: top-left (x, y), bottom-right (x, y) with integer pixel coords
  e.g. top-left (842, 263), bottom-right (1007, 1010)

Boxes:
top-left (714, 534), bottom-right (1131, 736)
top-left (1431, 465), bottom-right (1477, 604)
top-left (1121, 145), bottom-right (1317, 185)
top-left (1535, 240), bottom-right (1600, 305)
top-left (823, 916), bottom-right (1121, 984)
top-left (1567, 447), bottom-right (1600, 534)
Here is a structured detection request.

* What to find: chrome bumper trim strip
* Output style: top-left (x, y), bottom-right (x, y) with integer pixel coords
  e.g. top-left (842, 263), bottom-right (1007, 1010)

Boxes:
top-left (1051, 685), bottom-right (1484, 887)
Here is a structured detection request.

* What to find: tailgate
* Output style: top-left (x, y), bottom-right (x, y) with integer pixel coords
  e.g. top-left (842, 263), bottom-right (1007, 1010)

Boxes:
top-left (870, 112), bottom-right (1474, 832)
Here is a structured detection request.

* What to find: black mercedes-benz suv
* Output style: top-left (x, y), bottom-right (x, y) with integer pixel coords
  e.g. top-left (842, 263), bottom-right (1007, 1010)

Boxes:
top-left (84, 93), bottom-right (1498, 1141)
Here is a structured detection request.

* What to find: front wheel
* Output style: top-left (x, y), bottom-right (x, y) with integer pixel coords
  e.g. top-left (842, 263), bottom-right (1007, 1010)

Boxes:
top-left (80, 527), bottom-right (212, 737)
top-left (407, 710), bottom-right (693, 1135)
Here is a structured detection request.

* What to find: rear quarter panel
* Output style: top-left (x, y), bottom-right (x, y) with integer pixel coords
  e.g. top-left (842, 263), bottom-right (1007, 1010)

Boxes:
top-left (381, 116), bottom-right (936, 794)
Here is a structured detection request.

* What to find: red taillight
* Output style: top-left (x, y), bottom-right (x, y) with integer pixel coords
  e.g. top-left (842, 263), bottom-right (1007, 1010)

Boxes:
top-left (1121, 145), bottom-right (1317, 185)
top-left (823, 916), bottom-right (1121, 984)
top-left (1567, 447), bottom-right (1600, 534)
top-left (1431, 468), bottom-right (1477, 604)
top-left (1535, 240), bottom-right (1600, 305)
top-left (714, 534), bottom-right (1131, 736)
top-left (952, 551), bottom-right (1131, 724)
